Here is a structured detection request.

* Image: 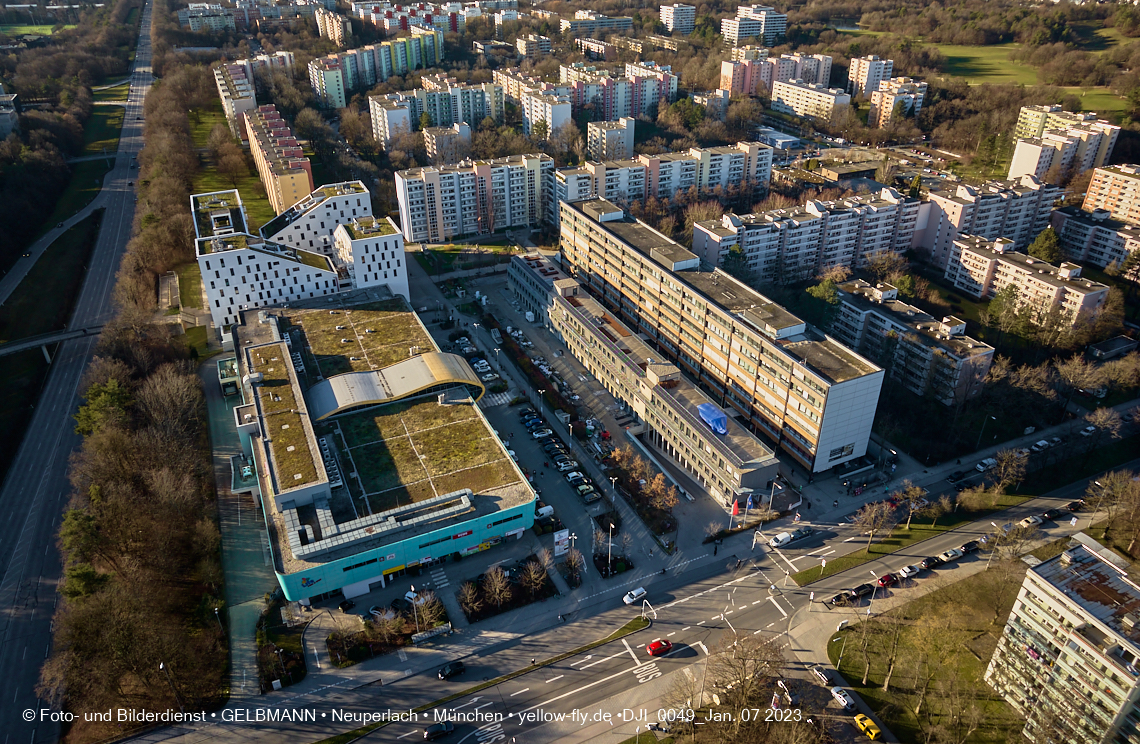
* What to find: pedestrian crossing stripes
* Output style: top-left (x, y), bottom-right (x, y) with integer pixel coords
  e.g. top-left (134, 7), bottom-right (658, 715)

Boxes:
top-left (478, 390), bottom-right (513, 408)
top-left (431, 567), bottom-right (450, 589)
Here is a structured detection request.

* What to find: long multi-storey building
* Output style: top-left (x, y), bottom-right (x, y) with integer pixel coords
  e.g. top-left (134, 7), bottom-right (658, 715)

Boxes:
top-left (315, 7), bottom-right (351, 46)
top-left (367, 81), bottom-right (502, 146)
top-left (308, 28), bottom-right (445, 108)
top-left (660, 3), bottom-right (695, 34)
top-left (1082, 164), bottom-right (1140, 225)
top-left (258, 180), bottom-right (372, 255)
top-left (832, 280), bottom-right (993, 407)
top-left (721, 5), bottom-right (787, 46)
top-left (558, 198), bottom-right (884, 472)
top-left (770, 80), bottom-right (850, 121)
top-left (576, 37), bottom-right (617, 61)
top-left (922, 175), bottom-right (1060, 269)
top-left (214, 63), bottom-right (257, 137)
top-left (1016, 104), bottom-right (1123, 145)
top-left (587, 117), bottom-right (636, 160)
top-left (1009, 121), bottom-right (1120, 182)
top-left (720, 53), bottom-right (832, 95)
top-left (868, 77), bottom-right (926, 128)
top-left (560, 10), bottom-right (634, 35)
top-left (516, 33), bottom-right (551, 57)
top-left (243, 104), bottom-right (315, 214)
top-left (178, 3), bottom-right (236, 31)
top-left (493, 68), bottom-right (566, 104)
top-left (1051, 205), bottom-right (1140, 270)
top-left (510, 253), bottom-right (780, 508)
top-left (424, 122), bottom-right (471, 164)
top-left (236, 50), bottom-right (296, 81)
top-left (947, 236), bottom-right (1109, 324)
top-left (348, 0), bottom-right (468, 34)
top-left (557, 62), bottom-right (679, 120)
top-left (985, 539), bottom-right (1140, 744)
top-left (395, 154), bottom-right (554, 243)
top-left (692, 188), bottom-right (920, 284)
top-left (848, 55), bottom-right (893, 96)
top-left (0, 84), bottom-right (16, 139)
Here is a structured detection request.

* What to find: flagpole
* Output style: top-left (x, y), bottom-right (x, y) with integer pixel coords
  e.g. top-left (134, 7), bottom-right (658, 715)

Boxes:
top-left (727, 499), bottom-right (737, 529)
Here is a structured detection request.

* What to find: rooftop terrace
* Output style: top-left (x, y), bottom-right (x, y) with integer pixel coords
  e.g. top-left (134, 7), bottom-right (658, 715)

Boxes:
top-left (193, 190), bottom-right (247, 239)
top-left (343, 216), bottom-right (398, 240)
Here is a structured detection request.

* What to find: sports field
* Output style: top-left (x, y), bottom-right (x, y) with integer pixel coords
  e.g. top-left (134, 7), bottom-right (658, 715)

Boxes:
top-left (0, 24), bottom-right (75, 35)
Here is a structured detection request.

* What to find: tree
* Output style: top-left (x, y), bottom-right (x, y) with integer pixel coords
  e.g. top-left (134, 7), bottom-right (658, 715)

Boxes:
top-left (706, 633), bottom-right (784, 706)
top-left (418, 111), bottom-right (433, 131)
top-left (854, 501), bottom-right (898, 551)
top-left (483, 566), bottom-right (511, 608)
top-left (564, 548), bottom-right (585, 582)
top-left (530, 118), bottom-right (549, 141)
top-left (520, 560), bottom-right (547, 598)
top-left (457, 581), bottom-right (483, 616)
top-left (73, 378), bottom-right (132, 435)
top-left (1085, 406), bottom-right (1124, 457)
top-left (804, 278), bottom-right (841, 327)
top-left (644, 473), bottom-right (679, 511)
top-left (957, 484), bottom-right (999, 512)
top-left (1055, 355), bottom-right (1108, 418)
top-left (921, 494), bottom-right (953, 528)
top-left (1028, 227), bottom-right (1062, 264)
top-left (893, 480), bottom-right (928, 529)
top-left (991, 448), bottom-right (1027, 492)
top-left (417, 590), bottom-right (446, 627)
top-left (721, 245), bottom-right (751, 282)
top-left (909, 173), bottom-right (922, 198)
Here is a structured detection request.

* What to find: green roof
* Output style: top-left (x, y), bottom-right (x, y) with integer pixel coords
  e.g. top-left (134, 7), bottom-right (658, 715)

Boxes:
top-left (297, 249), bottom-right (332, 271)
top-left (344, 217), bottom-right (397, 239)
top-left (248, 342), bottom-right (319, 489)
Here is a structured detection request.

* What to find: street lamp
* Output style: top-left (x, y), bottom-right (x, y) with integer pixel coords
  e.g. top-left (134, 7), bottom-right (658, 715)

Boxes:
top-left (976, 415), bottom-right (997, 451)
top-left (608, 522), bottom-right (615, 575)
top-left (609, 476), bottom-right (617, 504)
top-left (409, 585), bottom-right (421, 633)
top-left (214, 607), bottom-right (223, 634)
top-left (159, 662), bottom-right (184, 714)
top-left (537, 389), bottom-right (545, 409)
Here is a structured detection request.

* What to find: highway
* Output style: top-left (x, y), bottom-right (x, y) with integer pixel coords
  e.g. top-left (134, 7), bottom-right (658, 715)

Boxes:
top-left (0, 4), bottom-right (154, 741)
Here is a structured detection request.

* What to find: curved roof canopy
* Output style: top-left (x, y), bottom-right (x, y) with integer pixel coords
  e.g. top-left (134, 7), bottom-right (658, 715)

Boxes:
top-left (308, 352), bottom-right (485, 420)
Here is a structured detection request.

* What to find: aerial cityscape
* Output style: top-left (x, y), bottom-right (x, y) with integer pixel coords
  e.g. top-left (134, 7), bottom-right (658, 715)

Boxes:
top-left (3, 0), bottom-right (1140, 743)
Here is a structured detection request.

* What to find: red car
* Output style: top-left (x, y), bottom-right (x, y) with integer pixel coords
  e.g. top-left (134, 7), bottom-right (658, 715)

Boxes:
top-left (647, 639), bottom-right (673, 657)
top-left (877, 572), bottom-right (897, 588)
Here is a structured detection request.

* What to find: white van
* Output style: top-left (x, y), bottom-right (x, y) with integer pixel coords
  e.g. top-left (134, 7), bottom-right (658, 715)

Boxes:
top-left (535, 505), bottom-right (554, 519)
top-left (768, 532), bottom-right (794, 549)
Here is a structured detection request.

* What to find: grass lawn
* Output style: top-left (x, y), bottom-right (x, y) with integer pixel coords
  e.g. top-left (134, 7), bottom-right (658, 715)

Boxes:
top-left (827, 566), bottom-right (1027, 744)
top-left (43, 158), bottom-right (113, 229)
top-left (82, 105), bottom-right (125, 156)
top-left (934, 44), bottom-right (1038, 85)
top-left (180, 325), bottom-right (217, 359)
top-left (189, 100), bottom-right (277, 231)
top-left (176, 262), bottom-right (203, 308)
top-left (837, 28), bottom-right (887, 37)
top-left (1063, 87), bottom-right (1129, 115)
top-left (0, 24), bottom-right (75, 35)
top-left (93, 83), bottom-right (130, 102)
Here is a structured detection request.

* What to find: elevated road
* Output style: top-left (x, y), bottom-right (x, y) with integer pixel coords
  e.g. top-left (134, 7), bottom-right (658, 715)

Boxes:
top-left (0, 327), bottom-right (103, 358)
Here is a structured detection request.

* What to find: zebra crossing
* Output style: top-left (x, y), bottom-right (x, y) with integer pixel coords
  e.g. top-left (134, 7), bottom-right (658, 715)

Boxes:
top-left (479, 390), bottom-right (513, 408)
top-left (430, 567), bottom-right (450, 590)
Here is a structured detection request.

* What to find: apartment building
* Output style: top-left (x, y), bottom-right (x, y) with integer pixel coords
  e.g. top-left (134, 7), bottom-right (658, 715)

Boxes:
top-left (315, 7), bottom-right (351, 46)
top-left (367, 81), bottom-right (502, 146)
top-left (494, 9), bottom-right (517, 25)
top-left (985, 539), bottom-right (1140, 744)
top-left (307, 28), bottom-right (445, 108)
top-left (560, 10), bottom-right (634, 35)
top-left (646, 34), bottom-right (687, 52)
top-left (369, 97), bottom-right (412, 148)
top-left (733, 45), bottom-right (767, 62)
top-left (626, 61), bottom-right (680, 103)
top-left (521, 91), bottom-right (572, 138)
top-left (848, 55), bottom-right (893, 97)
top-left (692, 188), bottom-right (921, 284)
top-left (721, 5), bottom-right (787, 46)
top-left (695, 89), bottom-right (730, 121)
top-left (947, 235), bottom-right (1109, 323)
top-left (922, 175), bottom-right (1061, 269)
top-left (258, 180), bottom-right (372, 255)
top-left (1016, 104), bottom-right (1122, 152)
top-left (868, 77), bottom-right (926, 128)
top-left (193, 190), bottom-right (340, 329)
top-left (178, 3), bottom-right (236, 31)
top-left (214, 63), bottom-right (257, 137)
top-left (237, 50), bottom-right (296, 81)
top-left (424, 122), bottom-right (472, 164)
top-left (243, 105), bottom-right (315, 214)
top-left (587, 117), bottom-right (636, 160)
top-left (1082, 165), bottom-right (1140, 225)
top-left (395, 153), bottom-right (554, 243)
top-left (511, 254), bottom-right (780, 508)
top-left (770, 80), bottom-right (851, 121)
top-left (348, 0), bottom-right (468, 34)
top-left (1009, 121), bottom-right (1120, 182)
top-left (1051, 206), bottom-right (1140, 270)
top-left (0, 84), bottom-right (16, 139)
top-left (660, 3), bottom-right (695, 34)
top-left (558, 199), bottom-right (883, 472)
top-left (560, 62), bottom-right (680, 120)
top-left (516, 33), bottom-right (551, 57)
top-left (576, 37), bottom-right (617, 61)
top-left (832, 280), bottom-right (993, 407)
top-left (331, 216), bottom-right (408, 298)
top-left (493, 68), bottom-right (565, 104)
top-left (720, 53), bottom-right (831, 95)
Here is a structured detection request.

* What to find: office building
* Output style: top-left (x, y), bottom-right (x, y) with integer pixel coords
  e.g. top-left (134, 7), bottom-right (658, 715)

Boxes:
top-left (692, 188), bottom-right (920, 284)
top-left (558, 199), bottom-right (883, 472)
top-left (587, 117), bottom-right (636, 161)
top-left (868, 77), bottom-right (926, 128)
top-left (395, 154), bottom-right (554, 243)
top-left (1009, 121), bottom-right (1119, 182)
top-left (308, 28), bottom-right (445, 108)
top-left (1082, 165), bottom-right (1140, 225)
top-left (516, 33), bottom-right (551, 57)
top-left (331, 216), bottom-right (408, 299)
top-left (258, 180), bottom-right (373, 255)
top-left (922, 175), bottom-right (1061, 269)
top-left (576, 37), bottom-right (617, 61)
top-left (848, 55), bottom-right (893, 97)
top-left (1051, 206), bottom-right (1140, 270)
top-left (510, 253), bottom-right (780, 508)
top-left (243, 105), bottom-right (315, 214)
top-left (832, 280), bottom-right (993, 407)
top-left (985, 539), bottom-right (1140, 744)
top-left (560, 10), bottom-right (634, 36)
top-left (214, 63), bottom-right (257, 137)
top-left (231, 294), bottom-right (532, 604)
top-left (315, 7), bottom-right (351, 46)
top-left (721, 5), bottom-right (787, 46)
top-left (521, 91), bottom-right (572, 138)
top-left (660, 4), bottom-right (695, 34)
top-left (947, 236), bottom-right (1109, 323)
top-left (770, 80), bottom-right (851, 121)
top-left (424, 122), bottom-right (472, 164)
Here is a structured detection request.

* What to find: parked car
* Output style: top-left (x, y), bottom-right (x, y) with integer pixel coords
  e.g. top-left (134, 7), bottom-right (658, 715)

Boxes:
top-left (338, 599), bottom-right (356, 613)
top-left (1066, 499), bottom-right (1085, 512)
top-left (423, 721), bottom-right (455, 740)
top-left (623, 587), bottom-right (647, 605)
top-left (1019, 515), bottom-right (1044, 528)
top-left (850, 583), bottom-right (876, 598)
top-left (897, 564), bottom-right (922, 579)
top-left (768, 532), bottom-right (795, 548)
top-left (480, 373), bottom-right (499, 382)
top-left (811, 666), bottom-right (830, 685)
top-left (1080, 425), bottom-right (1098, 437)
top-left (556, 460), bottom-right (580, 472)
top-left (946, 470), bottom-right (967, 483)
top-left (390, 597), bottom-right (413, 614)
top-left (876, 573), bottom-right (896, 588)
top-left (567, 475), bottom-right (588, 487)
top-left (576, 484), bottom-right (597, 498)
top-left (1030, 440), bottom-right (1051, 452)
top-left (517, 407), bottom-right (536, 419)
top-left (976, 458), bottom-right (997, 472)
top-left (532, 428), bottom-right (553, 439)
top-left (1049, 436), bottom-right (1063, 447)
top-left (854, 713), bottom-right (882, 740)
top-left (565, 471), bottom-right (585, 482)
top-left (919, 556), bottom-right (943, 570)
top-left (647, 639), bottom-right (673, 657)
top-left (937, 548), bottom-right (964, 563)
top-left (1041, 508), bottom-right (1065, 521)
top-left (524, 418), bottom-right (547, 430)
top-left (830, 686), bottom-right (856, 710)
top-left (437, 661), bottom-right (466, 680)
top-left (959, 540), bottom-right (980, 553)
top-left (828, 592), bottom-right (853, 606)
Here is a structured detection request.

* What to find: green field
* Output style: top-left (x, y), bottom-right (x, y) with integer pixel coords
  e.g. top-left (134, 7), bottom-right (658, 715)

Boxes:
top-left (1065, 87), bottom-right (1130, 114)
top-left (176, 262), bottom-right (203, 308)
top-left (93, 83), bottom-right (130, 102)
top-left (83, 105), bottom-right (125, 155)
top-left (44, 158), bottom-right (113, 229)
top-left (190, 101), bottom-right (277, 232)
top-left (936, 43), bottom-right (1038, 85)
top-left (0, 24), bottom-right (76, 36)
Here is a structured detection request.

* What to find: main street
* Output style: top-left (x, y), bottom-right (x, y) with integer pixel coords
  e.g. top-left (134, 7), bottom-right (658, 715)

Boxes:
top-left (0, 5), bottom-right (154, 742)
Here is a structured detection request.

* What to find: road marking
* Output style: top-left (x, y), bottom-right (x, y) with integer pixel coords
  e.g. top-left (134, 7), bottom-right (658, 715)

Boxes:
top-left (510, 688), bottom-right (529, 697)
top-left (667, 632), bottom-right (676, 637)
top-left (397, 731), bottom-right (415, 739)
top-left (696, 641), bottom-right (709, 655)
top-left (621, 638), bottom-right (640, 662)
top-left (754, 629), bottom-right (765, 634)
top-left (581, 651), bottom-right (624, 670)
top-left (766, 621), bottom-right (776, 628)
top-left (710, 615), bottom-right (719, 620)
top-left (725, 610), bottom-right (735, 615)
top-left (768, 596), bottom-right (788, 618)
top-left (843, 537), bottom-right (857, 542)
top-left (570, 656), bottom-right (592, 667)
top-left (752, 600), bottom-right (763, 605)
top-left (697, 620), bottom-right (705, 625)
top-left (681, 626), bottom-right (690, 631)
top-left (546, 675), bottom-right (563, 683)
top-left (807, 546), bottom-right (828, 555)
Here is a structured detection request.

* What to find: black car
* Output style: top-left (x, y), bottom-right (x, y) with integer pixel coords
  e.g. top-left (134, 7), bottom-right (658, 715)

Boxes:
top-left (919, 556), bottom-right (943, 570)
top-left (543, 445), bottom-right (567, 456)
top-left (1066, 499), bottom-right (1085, 512)
top-left (517, 407), bottom-right (536, 419)
top-left (524, 419), bottom-right (547, 430)
top-left (850, 583), bottom-right (876, 598)
top-left (338, 599), bottom-right (356, 613)
top-left (959, 540), bottom-right (980, 553)
top-left (438, 661), bottom-right (466, 680)
top-left (391, 597), bottom-right (413, 614)
top-left (954, 482), bottom-right (970, 492)
top-left (423, 721), bottom-right (455, 740)
top-left (1042, 508), bottom-right (1065, 520)
top-left (828, 592), bottom-right (853, 606)
top-left (946, 470), bottom-right (967, 484)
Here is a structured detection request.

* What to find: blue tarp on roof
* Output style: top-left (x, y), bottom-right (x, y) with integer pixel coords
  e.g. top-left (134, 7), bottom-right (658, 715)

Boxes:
top-left (697, 403), bottom-right (727, 435)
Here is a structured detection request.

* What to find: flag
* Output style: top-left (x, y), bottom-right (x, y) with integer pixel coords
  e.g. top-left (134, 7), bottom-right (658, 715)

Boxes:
top-left (746, 494), bottom-right (754, 510)
top-left (731, 499), bottom-right (739, 516)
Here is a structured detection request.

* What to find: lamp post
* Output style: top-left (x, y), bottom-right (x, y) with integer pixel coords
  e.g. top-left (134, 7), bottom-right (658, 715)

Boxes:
top-left (832, 634), bottom-right (849, 669)
top-left (409, 585), bottom-right (421, 633)
top-left (608, 522), bottom-right (615, 575)
top-left (214, 607), bottom-right (223, 634)
top-left (609, 476), bottom-right (617, 505)
top-left (976, 415), bottom-right (997, 451)
top-left (159, 662), bottom-right (184, 713)
top-left (538, 389), bottom-right (545, 410)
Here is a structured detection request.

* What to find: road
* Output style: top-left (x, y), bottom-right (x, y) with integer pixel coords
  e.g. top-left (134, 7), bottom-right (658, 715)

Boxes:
top-left (0, 4), bottom-right (154, 741)
top-left (0, 327), bottom-right (103, 358)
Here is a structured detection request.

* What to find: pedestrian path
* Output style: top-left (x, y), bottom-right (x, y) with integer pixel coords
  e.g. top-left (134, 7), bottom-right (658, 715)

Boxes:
top-left (430, 566), bottom-right (450, 590)
top-left (479, 390), bottom-right (513, 408)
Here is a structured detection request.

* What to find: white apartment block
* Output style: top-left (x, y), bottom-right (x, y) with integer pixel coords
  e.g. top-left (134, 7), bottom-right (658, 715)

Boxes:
top-left (494, 9), bottom-right (517, 25)
top-left (721, 5), bottom-right (787, 46)
top-left (721, 53), bottom-right (832, 95)
top-left (587, 117), bottom-right (635, 160)
top-left (214, 63), bottom-right (256, 137)
top-left (178, 4), bottom-right (237, 32)
top-left (331, 216), bottom-right (409, 299)
top-left (307, 29), bottom-right (445, 109)
top-left (1051, 206), bottom-right (1140, 271)
top-left (848, 55), bottom-right (893, 97)
top-left (516, 33), bottom-right (551, 57)
top-left (257, 181), bottom-right (372, 257)
top-left (368, 82), bottom-right (503, 146)
top-left (985, 539), bottom-right (1140, 744)
top-left (576, 37), bottom-right (617, 61)
top-left (395, 154), bottom-right (554, 243)
top-left (922, 175), bottom-right (1061, 269)
top-left (1016, 104), bottom-right (1122, 155)
top-left (493, 69), bottom-right (566, 104)
top-left (194, 191), bottom-right (341, 329)
top-left (1082, 165), bottom-right (1140, 225)
top-left (733, 45), bottom-right (767, 62)
top-left (424, 122), bottom-right (472, 164)
top-left (560, 10), bottom-right (634, 35)
top-left (770, 80), bottom-right (851, 121)
top-left (1009, 122), bottom-right (1119, 181)
top-left (237, 51), bottom-right (296, 81)
top-left (369, 97), bottom-right (413, 148)
top-left (947, 235), bottom-right (1109, 323)
top-left (660, 3), bottom-right (695, 34)
top-left (693, 188), bottom-right (920, 284)
top-left (559, 63), bottom-right (679, 120)
top-left (625, 61), bottom-right (680, 103)
top-left (315, 7), bottom-right (351, 46)
top-left (694, 89), bottom-right (730, 121)
top-left (868, 77), bottom-right (926, 128)
top-left (521, 91), bottom-right (572, 138)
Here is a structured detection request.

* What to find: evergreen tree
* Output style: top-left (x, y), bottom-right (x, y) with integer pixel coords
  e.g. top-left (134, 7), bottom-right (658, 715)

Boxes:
top-left (1027, 227), bottom-right (1062, 264)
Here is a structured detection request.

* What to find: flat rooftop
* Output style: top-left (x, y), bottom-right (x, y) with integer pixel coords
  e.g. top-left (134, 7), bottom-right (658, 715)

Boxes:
top-left (343, 215), bottom-right (397, 240)
top-left (957, 237), bottom-right (1109, 295)
top-left (193, 190), bottom-right (247, 239)
top-left (683, 270), bottom-right (804, 333)
top-left (575, 199), bottom-right (697, 269)
top-left (779, 331), bottom-right (878, 384)
top-left (247, 341), bottom-right (322, 490)
top-left (196, 231), bottom-right (331, 272)
top-left (259, 180), bottom-right (368, 238)
top-left (1035, 543), bottom-right (1140, 643)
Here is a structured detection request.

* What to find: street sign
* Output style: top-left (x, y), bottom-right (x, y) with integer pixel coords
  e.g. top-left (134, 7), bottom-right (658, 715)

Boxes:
top-left (553, 529), bottom-right (570, 556)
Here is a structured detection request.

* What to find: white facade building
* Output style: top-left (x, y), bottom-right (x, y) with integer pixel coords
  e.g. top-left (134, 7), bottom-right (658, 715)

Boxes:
top-left (587, 117), bottom-right (636, 160)
top-left (868, 77), bottom-right (926, 128)
top-left (332, 216), bottom-right (409, 299)
top-left (660, 3), bottom-right (695, 34)
top-left (770, 80), bottom-right (850, 121)
top-left (721, 5), bottom-right (787, 46)
top-left (848, 55), bottom-right (893, 97)
top-left (521, 91), bottom-right (572, 138)
top-left (258, 181), bottom-right (374, 255)
top-left (1009, 122), bottom-right (1120, 182)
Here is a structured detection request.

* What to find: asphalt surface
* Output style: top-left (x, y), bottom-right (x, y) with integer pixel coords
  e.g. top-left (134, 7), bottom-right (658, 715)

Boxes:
top-left (0, 5), bottom-right (154, 740)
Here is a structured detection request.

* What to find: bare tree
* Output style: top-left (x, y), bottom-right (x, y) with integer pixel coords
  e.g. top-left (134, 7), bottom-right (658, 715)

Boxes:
top-left (920, 494), bottom-right (953, 528)
top-left (520, 560), bottom-right (547, 598)
top-left (854, 501), bottom-right (898, 551)
top-left (593, 528), bottom-right (608, 555)
top-left (893, 480), bottom-right (928, 529)
top-left (416, 590), bottom-right (446, 627)
top-left (877, 614), bottom-right (907, 692)
top-left (620, 531), bottom-right (633, 556)
top-left (1086, 468), bottom-right (1137, 526)
top-left (564, 548), bottom-right (585, 581)
top-left (1055, 355), bottom-right (1108, 416)
top-left (483, 566), bottom-right (511, 609)
top-left (957, 484), bottom-right (999, 512)
top-left (706, 634), bottom-right (785, 706)
top-left (1085, 407), bottom-right (1124, 455)
top-left (457, 581), bottom-right (482, 617)
top-left (991, 448), bottom-right (1027, 492)
top-left (535, 548), bottom-right (553, 573)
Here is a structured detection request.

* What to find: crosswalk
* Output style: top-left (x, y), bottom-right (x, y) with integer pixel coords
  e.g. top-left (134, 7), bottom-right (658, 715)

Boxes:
top-left (479, 390), bottom-right (513, 408)
top-left (430, 567), bottom-right (450, 590)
